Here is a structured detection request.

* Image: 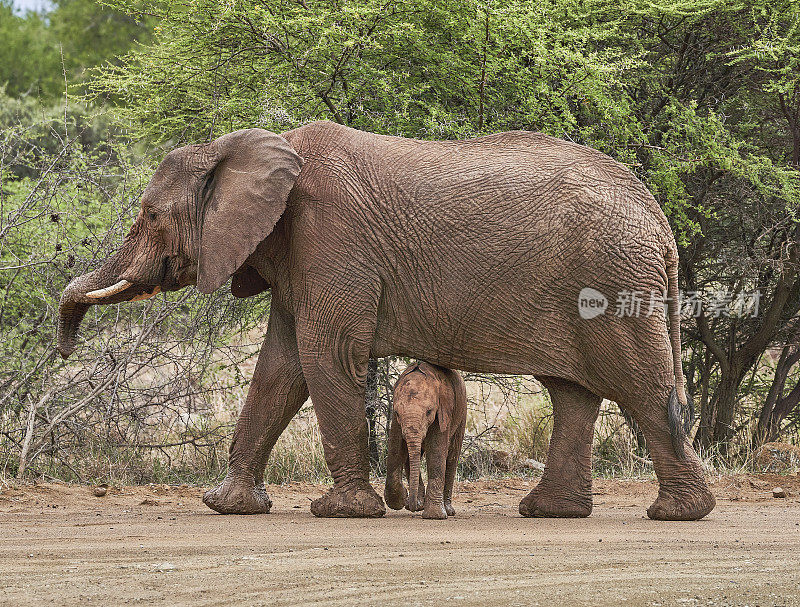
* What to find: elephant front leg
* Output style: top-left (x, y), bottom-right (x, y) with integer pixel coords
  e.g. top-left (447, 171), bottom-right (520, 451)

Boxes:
top-left (404, 454), bottom-right (425, 512)
top-left (299, 343), bottom-right (385, 518)
top-left (443, 424), bottom-right (465, 517)
top-left (519, 377), bottom-right (601, 518)
top-left (203, 307), bottom-right (308, 515)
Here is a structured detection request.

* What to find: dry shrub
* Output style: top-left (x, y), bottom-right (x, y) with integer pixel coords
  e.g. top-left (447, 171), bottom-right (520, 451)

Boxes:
top-left (264, 403), bottom-right (330, 484)
top-left (498, 394), bottom-right (552, 465)
top-left (593, 403), bottom-right (654, 477)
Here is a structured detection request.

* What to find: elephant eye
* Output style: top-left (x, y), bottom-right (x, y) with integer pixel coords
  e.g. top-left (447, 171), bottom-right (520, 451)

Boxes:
top-left (147, 209), bottom-right (158, 222)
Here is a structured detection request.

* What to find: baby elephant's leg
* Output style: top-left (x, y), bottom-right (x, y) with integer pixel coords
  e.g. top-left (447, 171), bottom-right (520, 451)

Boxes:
top-left (443, 424), bottom-right (465, 517)
top-left (422, 428), bottom-right (449, 519)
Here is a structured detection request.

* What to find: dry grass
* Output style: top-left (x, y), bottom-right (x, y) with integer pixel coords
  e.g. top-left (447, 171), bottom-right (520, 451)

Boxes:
top-left (497, 392), bottom-right (553, 465)
top-left (264, 404), bottom-right (330, 485)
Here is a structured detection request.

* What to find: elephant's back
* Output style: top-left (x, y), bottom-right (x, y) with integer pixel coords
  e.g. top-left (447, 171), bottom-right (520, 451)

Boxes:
top-left (286, 121), bottom-right (666, 222)
top-left (286, 119), bottom-right (675, 285)
top-left (380, 134), bottom-right (671, 267)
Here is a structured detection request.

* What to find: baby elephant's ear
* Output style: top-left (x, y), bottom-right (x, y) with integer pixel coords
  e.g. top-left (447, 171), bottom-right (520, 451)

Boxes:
top-left (197, 129), bottom-right (302, 294)
top-left (437, 371), bottom-right (455, 433)
top-left (437, 368), bottom-right (466, 433)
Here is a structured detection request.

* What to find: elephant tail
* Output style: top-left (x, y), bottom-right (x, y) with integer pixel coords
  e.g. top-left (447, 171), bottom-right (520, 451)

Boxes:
top-left (666, 252), bottom-right (692, 459)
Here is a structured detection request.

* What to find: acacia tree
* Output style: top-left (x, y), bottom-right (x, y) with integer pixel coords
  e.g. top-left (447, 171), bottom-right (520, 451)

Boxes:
top-left (620, 1), bottom-right (800, 451)
top-left (732, 0), bottom-right (800, 446)
top-left (93, 0), bottom-right (635, 141)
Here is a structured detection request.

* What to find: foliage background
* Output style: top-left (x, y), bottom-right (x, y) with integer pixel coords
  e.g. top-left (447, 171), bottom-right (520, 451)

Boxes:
top-left (1, 0), bottom-right (799, 483)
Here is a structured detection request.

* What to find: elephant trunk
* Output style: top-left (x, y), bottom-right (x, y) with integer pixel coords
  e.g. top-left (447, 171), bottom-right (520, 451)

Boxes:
top-left (56, 251), bottom-right (149, 359)
top-left (57, 293), bottom-right (92, 359)
top-left (407, 439), bottom-right (422, 511)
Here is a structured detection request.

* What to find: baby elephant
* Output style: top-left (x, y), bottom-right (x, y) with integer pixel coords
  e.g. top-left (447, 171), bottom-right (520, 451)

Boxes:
top-left (384, 362), bottom-right (467, 519)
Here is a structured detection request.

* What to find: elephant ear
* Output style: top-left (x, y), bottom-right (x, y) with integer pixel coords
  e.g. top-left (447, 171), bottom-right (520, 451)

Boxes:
top-left (197, 129), bottom-right (302, 294)
top-left (438, 368), bottom-right (466, 433)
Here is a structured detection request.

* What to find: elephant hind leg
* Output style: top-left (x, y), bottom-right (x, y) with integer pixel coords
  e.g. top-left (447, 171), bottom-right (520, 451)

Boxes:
top-left (443, 424), bottom-right (465, 517)
top-left (520, 377), bottom-right (601, 518)
top-left (619, 384), bottom-right (715, 521)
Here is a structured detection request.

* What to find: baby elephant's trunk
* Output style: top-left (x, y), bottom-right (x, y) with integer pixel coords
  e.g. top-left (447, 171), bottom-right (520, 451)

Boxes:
top-left (407, 440), bottom-right (422, 511)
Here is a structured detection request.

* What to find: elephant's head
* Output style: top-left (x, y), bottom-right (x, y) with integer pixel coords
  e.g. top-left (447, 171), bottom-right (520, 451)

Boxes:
top-left (57, 129), bottom-right (303, 358)
top-left (393, 363), bottom-right (455, 511)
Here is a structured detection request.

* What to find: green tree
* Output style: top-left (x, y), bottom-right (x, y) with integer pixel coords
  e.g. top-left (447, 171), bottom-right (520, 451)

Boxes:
top-left (0, 0), bottom-right (62, 97)
top-left (49, 0), bottom-right (152, 86)
top-left (617, 1), bottom-right (800, 451)
top-left (0, 0), bottom-right (150, 101)
top-left (94, 0), bottom-right (635, 144)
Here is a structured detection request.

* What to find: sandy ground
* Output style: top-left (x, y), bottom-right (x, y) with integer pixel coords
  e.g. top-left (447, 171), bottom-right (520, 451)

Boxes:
top-left (1, 474), bottom-right (799, 607)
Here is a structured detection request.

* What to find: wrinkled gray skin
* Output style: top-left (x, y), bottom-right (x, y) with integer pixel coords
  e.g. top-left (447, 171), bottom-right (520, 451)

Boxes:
top-left (57, 121), bottom-right (715, 521)
top-left (384, 362), bottom-right (467, 520)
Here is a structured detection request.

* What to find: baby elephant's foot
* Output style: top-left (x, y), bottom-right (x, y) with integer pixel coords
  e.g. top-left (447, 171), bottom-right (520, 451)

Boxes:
top-left (422, 500), bottom-right (448, 520)
top-left (405, 496), bottom-right (425, 512)
top-left (311, 482), bottom-right (386, 518)
top-left (444, 500), bottom-right (455, 517)
top-left (385, 483), bottom-right (407, 511)
top-left (519, 481), bottom-right (592, 518)
top-left (406, 499), bottom-right (423, 512)
top-left (203, 476), bottom-right (272, 514)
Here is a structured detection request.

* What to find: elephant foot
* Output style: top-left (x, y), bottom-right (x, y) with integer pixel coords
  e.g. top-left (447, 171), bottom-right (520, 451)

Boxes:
top-left (385, 482), bottom-right (407, 511)
top-left (422, 500), bottom-right (448, 520)
top-left (311, 482), bottom-right (386, 518)
top-left (647, 485), bottom-right (715, 521)
top-left (519, 481), bottom-right (592, 518)
top-left (444, 500), bottom-right (455, 517)
top-left (203, 476), bottom-right (272, 515)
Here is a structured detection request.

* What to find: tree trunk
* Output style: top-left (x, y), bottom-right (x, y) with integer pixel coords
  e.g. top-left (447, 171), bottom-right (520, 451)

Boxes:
top-left (365, 358), bottom-right (380, 470)
top-left (756, 342), bottom-right (800, 444)
top-left (760, 380), bottom-right (800, 444)
top-left (709, 373), bottom-right (742, 453)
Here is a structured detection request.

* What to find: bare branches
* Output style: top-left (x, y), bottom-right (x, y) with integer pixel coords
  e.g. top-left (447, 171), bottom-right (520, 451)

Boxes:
top-left (0, 104), bottom-right (265, 483)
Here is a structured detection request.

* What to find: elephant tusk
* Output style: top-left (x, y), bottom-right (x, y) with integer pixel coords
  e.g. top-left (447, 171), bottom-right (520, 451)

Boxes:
top-left (130, 286), bottom-right (161, 301)
top-left (85, 280), bottom-right (133, 299)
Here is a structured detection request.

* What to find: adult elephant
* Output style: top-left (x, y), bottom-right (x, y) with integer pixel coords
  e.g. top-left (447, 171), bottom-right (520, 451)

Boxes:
top-left (57, 121), bottom-right (715, 521)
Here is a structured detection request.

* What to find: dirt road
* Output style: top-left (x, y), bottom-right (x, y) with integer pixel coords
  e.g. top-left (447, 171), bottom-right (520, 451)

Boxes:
top-left (1, 475), bottom-right (799, 606)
